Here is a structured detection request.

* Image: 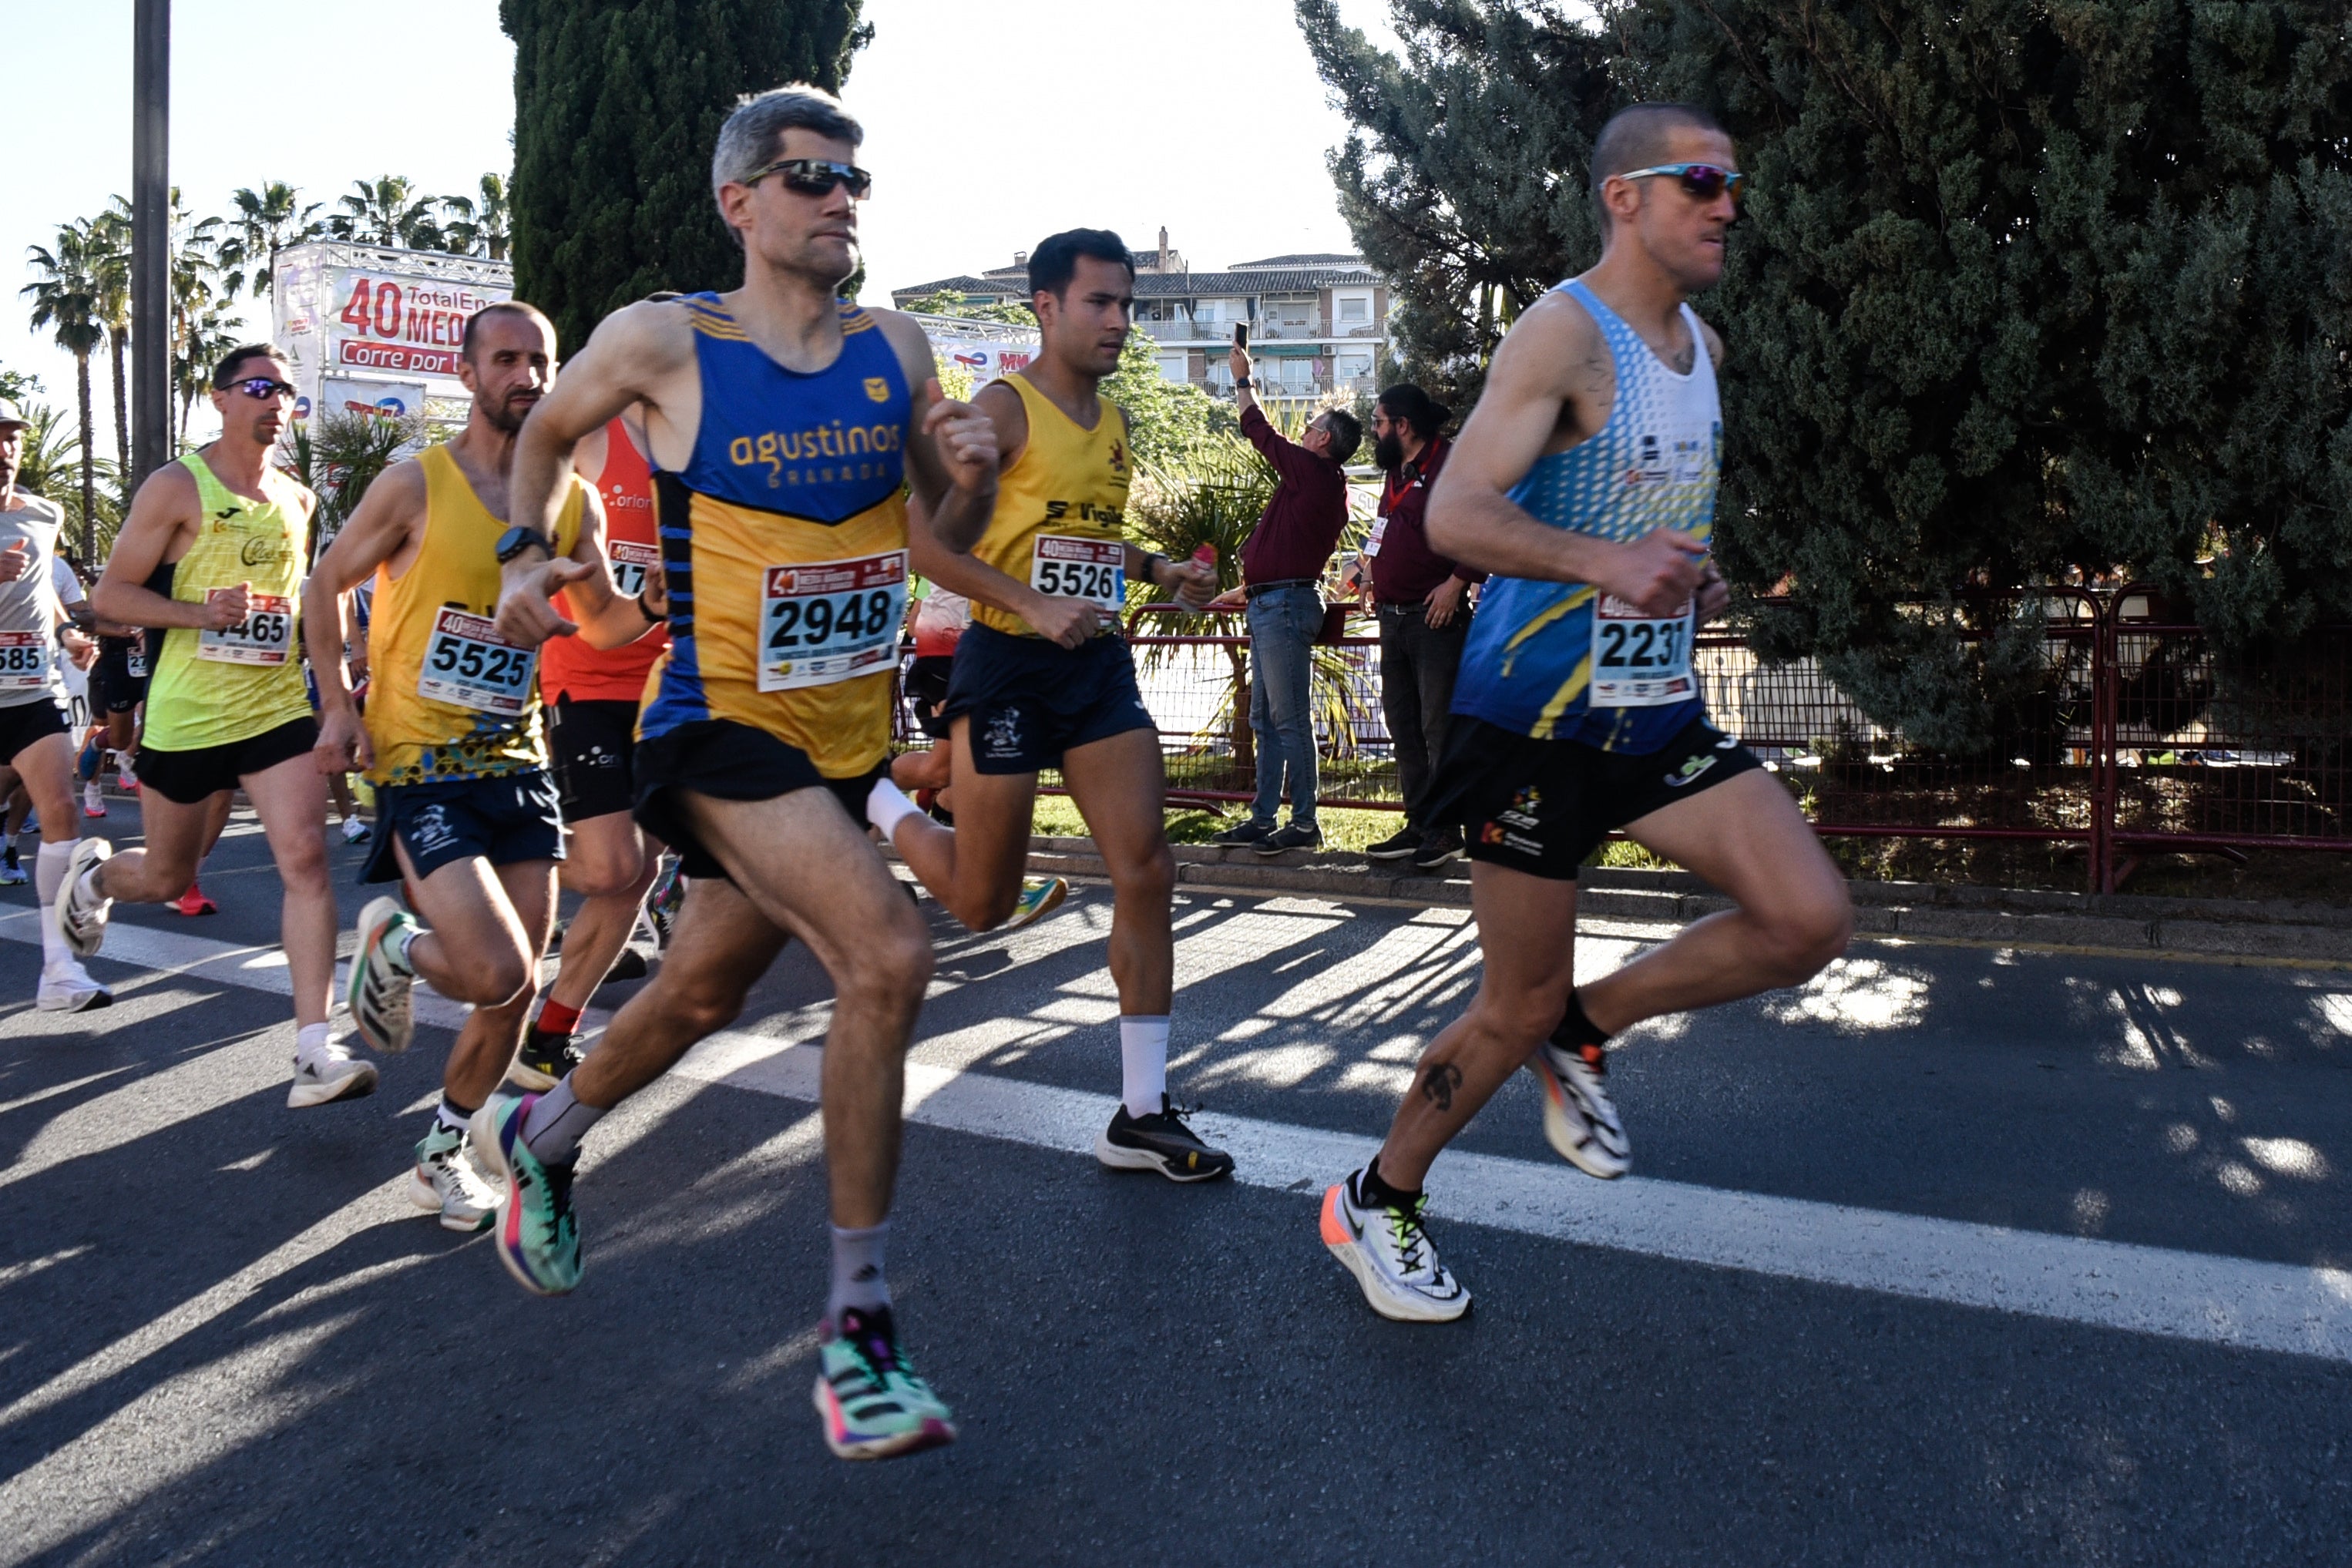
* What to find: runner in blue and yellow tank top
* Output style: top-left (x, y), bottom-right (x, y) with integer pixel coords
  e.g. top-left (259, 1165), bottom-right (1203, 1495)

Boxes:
top-left (482, 86), bottom-right (1004, 1459)
top-left (1317, 105), bottom-right (1854, 1326)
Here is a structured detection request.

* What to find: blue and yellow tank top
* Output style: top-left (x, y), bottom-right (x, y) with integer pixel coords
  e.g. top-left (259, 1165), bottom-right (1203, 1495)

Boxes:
top-left (640, 294), bottom-right (911, 777)
top-left (1450, 278), bottom-right (1720, 751)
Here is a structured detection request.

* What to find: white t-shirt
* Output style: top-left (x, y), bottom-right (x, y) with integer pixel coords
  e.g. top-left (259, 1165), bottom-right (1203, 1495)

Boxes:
top-left (0, 492), bottom-right (68, 709)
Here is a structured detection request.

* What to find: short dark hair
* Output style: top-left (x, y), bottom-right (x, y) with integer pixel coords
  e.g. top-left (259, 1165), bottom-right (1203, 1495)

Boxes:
top-left (211, 343), bottom-right (288, 390)
top-left (1376, 384), bottom-right (1452, 443)
top-left (1318, 408), bottom-right (1363, 465)
top-left (1027, 229), bottom-right (1134, 300)
top-left (1591, 102), bottom-right (1728, 233)
top-left (460, 301), bottom-right (558, 363)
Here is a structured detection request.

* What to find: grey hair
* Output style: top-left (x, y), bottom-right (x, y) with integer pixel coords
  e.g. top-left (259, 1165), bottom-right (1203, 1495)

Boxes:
top-left (710, 84), bottom-right (864, 202)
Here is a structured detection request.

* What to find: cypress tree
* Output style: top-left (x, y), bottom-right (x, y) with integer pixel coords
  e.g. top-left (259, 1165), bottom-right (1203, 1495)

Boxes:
top-left (1295, 0), bottom-right (1621, 411)
top-left (1302, 1), bottom-right (2352, 747)
top-left (502, 1), bottom-right (869, 355)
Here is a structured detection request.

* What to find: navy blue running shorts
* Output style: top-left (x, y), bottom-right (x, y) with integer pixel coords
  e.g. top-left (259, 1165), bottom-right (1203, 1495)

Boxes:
top-left (942, 623), bottom-right (1155, 775)
top-left (364, 770), bottom-right (564, 885)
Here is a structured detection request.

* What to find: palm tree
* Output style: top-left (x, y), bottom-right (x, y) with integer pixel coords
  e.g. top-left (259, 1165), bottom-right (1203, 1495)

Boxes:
top-left (217, 180), bottom-right (324, 299)
top-left (22, 221), bottom-right (106, 556)
top-left (86, 208), bottom-right (133, 485)
top-left (175, 298), bottom-right (241, 450)
top-left (440, 173), bottom-right (512, 260)
top-left (330, 176), bottom-right (443, 251)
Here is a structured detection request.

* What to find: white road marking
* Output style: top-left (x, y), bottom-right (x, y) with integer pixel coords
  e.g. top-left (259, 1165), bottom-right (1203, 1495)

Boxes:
top-left (9, 912), bottom-right (2352, 1367)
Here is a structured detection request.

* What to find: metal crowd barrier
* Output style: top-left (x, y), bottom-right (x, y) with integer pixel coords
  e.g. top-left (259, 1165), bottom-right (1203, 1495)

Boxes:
top-left (892, 590), bottom-right (2351, 893)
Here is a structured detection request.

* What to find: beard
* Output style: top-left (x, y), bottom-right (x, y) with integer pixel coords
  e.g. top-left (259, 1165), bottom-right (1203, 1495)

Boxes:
top-left (1374, 433), bottom-right (1406, 472)
top-left (483, 394), bottom-right (535, 434)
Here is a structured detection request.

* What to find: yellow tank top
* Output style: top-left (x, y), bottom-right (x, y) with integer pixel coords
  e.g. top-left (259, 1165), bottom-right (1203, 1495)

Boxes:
top-left (363, 444), bottom-right (584, 787)
top-left (143, 452), bottom-right (314, 753)
top-left (969, 374), bottom-right (1133, 637)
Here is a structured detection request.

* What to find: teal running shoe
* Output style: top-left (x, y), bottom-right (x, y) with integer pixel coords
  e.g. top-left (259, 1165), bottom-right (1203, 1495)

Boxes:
top-left (470, 1093), bottom-right (581, 1296)
top-left (1003, 876), bottom-right (1067, 932)
top-left (348, 896), bottom-right (419, 1054)
top-left (812, 1306), bottom-right (956, 1461)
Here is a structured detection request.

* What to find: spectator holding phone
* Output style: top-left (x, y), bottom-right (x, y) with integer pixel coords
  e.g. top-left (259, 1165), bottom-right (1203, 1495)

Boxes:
top-left (1211, 334), bottom-right (1362, 855)
top-left (1347, 384), bottom-right (1478, 868)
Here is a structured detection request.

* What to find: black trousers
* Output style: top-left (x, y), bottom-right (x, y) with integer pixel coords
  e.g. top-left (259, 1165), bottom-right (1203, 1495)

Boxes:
top-left (1376, 603), bottom-right (1469, 831)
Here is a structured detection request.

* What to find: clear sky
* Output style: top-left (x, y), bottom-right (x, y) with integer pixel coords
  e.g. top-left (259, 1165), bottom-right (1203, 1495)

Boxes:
top-left (2, 0), bottom-right (1401, 446)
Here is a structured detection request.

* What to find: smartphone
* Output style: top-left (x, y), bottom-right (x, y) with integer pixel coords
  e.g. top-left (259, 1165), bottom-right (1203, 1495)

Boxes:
top-left (1234, 324), bottom-right (1248, 351)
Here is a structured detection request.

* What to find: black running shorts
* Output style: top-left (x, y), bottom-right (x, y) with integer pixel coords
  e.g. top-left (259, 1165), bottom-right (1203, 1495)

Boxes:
top-left (631, 718), bottom-right (882, 882)
top-left (547, 696), bottom-right (639, 822)
top-left (0, 698), bottom-right (69, 768)
top-left (137, 716), bottom-right (318, 806)
top-left (942, 623), bottom-right (1155, 775)
top-left (96, 635), bottom-right (147, 715)
top-left (1427, 712), bottom-right (1764, 882)
top-left (363, 770), bottom-right (564, 885)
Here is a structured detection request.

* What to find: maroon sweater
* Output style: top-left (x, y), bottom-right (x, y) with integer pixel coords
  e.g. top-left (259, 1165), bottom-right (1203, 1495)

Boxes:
top-left (1368, 436), bottom-right (1481, 603)
top-left (1238, 402), bottom-right (1349, 586)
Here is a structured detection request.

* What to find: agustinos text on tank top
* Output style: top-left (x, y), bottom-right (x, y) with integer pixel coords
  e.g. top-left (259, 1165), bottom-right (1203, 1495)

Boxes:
top-left (637, 294), bottom-right (912, 778)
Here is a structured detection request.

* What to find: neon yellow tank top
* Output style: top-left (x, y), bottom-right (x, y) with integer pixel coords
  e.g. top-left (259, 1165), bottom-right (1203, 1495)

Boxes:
top-left (363, 444), bottom-right (584, 787)
top-left (969, 373), bottom-right (1132, 637)
top-left (143, 452), bottom-right (314, 753)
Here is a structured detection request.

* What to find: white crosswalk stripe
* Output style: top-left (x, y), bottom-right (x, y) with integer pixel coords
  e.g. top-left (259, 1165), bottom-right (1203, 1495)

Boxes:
top-left (8, 908), bottom-right (2350, 1365)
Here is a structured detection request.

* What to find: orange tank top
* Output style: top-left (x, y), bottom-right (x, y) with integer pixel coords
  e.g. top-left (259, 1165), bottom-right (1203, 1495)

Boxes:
top-left (540, 417), bottom-right (670, 703)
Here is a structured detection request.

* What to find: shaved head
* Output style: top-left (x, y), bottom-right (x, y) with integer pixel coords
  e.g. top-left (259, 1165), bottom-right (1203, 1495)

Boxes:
top-left (1592, 102), bottom-right (1728, 232)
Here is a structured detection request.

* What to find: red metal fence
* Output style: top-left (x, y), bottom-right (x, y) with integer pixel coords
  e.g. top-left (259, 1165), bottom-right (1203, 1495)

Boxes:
top-left (895, 592), bottom-right (2352, 892)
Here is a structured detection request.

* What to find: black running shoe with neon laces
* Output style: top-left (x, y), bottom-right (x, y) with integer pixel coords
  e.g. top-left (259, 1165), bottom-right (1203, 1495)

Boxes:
top-left (1095, 1096), bottom-right (1235, 1182)
top-left (509, 1026), bottom-right (583, 1093)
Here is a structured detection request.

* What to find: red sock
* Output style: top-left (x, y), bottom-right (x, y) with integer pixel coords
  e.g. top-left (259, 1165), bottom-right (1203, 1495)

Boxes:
top-left (536, 999), bottom-right (583, 1038)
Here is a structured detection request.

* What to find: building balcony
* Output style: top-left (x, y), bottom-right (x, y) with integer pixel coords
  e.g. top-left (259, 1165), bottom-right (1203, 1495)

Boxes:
top-left (1136, 317), bottom-right (1201, 341)
top-left (1255, 314), bottom-right (1322, 340)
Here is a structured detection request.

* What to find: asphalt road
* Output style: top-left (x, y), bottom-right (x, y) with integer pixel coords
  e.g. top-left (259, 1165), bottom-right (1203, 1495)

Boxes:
top-left (2, 793), bottom-right (2348, 1566)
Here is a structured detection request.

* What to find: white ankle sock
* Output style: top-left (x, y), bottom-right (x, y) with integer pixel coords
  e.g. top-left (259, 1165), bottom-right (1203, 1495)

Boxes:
top-left (827, 1220), bottom-right (892, 1322)
top-left (865, 777), bottom-right (919, 840)
top-left (295, 1022), bottom-right (331, 1061)
top-left (35, 841), bottom-right (76, 969)
top-left (1119, 1016), bottom-right (1170, 1120)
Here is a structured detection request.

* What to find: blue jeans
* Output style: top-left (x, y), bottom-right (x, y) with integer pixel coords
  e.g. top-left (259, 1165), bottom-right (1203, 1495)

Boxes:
top-left (1245, 585), bottom-right (1322, 827)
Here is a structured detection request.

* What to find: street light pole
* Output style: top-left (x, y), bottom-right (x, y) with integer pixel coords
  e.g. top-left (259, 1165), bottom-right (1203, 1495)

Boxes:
top-left (130, 0), bottom-right (170, 542)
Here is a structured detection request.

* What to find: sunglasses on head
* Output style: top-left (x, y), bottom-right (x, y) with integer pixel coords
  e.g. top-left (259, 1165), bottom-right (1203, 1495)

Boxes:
top-left (229, 377), bottom-right (297, 401)
top-left (745, 157), bottom-right (873, 200)
top-left (1617, 163), bottom-right (1746, 203)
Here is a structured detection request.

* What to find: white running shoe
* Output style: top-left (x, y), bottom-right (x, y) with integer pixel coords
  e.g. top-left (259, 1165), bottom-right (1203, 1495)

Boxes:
top-left (81, 782), bottom-right (105, 818)
top-left (409, 1122), bottom-right (499, 1231)
top-left (348, 896), bottom-right (419, 1054)
top-left (341, 816), bottom-right (370, 844)
top-left (1533, 1041), bottom-right (1631, 1179)
top-left (36, 959), bottom-right (112, 1012)
top-left (288, 1035), bottom-right (379, 1109)
top-left (1320, 1169), bottom-right (1470, 1323)
top-left (54, 838), bottom-right (113, 959)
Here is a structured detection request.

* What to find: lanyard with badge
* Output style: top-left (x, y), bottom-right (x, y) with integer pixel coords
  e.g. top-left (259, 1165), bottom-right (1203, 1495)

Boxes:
top-left (759, 549), bottom-right (907, 691)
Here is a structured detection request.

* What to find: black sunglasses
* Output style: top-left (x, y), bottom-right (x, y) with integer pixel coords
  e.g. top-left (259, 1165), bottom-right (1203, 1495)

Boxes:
top-left (229, 377), bottom-right (297, 401)
top-left (1616, 162), bottom-right (1746, 204)
top-left (745, 157), bottom-right (873, 200)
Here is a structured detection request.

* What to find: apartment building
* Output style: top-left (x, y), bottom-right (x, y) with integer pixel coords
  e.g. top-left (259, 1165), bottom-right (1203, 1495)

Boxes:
top-left (890, 229), bottom-right (1390, 398)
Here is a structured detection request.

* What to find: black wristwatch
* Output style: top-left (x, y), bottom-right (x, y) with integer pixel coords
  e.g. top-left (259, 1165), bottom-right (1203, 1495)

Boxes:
top-left (636, 590), bottom-right (665, 623)
top-left (494, 525), bottom-right (553, 566)
top-left (1144, 552), bottom-right (1170, 586)
top-left (1234, 376), bottom-right (1253, 391)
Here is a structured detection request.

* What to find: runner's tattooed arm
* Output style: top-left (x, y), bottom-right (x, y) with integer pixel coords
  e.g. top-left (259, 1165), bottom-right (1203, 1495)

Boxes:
top-left (1425, 290), bottom-right (1707, 618)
